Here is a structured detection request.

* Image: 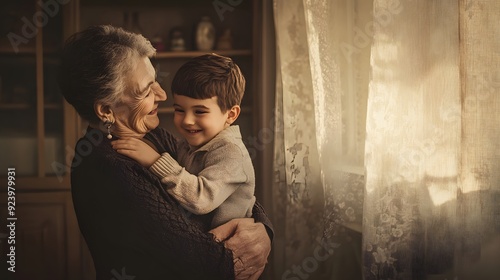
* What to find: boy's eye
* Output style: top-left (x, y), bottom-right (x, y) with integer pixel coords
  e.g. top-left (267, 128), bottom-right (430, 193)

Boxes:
top-left (174, 108), bottom-right (184, 113)
top-left (195, 111), bottom-right (207, 114)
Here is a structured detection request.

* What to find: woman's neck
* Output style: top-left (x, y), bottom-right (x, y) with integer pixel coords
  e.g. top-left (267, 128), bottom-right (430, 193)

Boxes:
top-left (88, 122), bottom-right (146, 139)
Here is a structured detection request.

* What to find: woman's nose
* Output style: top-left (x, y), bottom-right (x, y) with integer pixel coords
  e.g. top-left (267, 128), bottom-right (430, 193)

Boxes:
top-left (154, 82), bottom-right (167, 101)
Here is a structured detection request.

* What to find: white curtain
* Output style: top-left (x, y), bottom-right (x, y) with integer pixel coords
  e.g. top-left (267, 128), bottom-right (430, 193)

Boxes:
top-left (273, 0), bottom-right (370, 278)
top-left (272, 0), bottom-right (500, 279)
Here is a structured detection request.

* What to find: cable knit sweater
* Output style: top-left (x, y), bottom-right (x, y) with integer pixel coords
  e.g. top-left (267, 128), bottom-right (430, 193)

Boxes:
top-left (149, 125), bottom-right (256, 229)
top-left (71, 126), bottom-right (273, 280)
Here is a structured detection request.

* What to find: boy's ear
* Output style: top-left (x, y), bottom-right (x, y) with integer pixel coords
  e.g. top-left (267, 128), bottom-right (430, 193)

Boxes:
top-left (226, 105), bottom-right (241, 125)
top-left (94, 103), bottom-right (115, 123)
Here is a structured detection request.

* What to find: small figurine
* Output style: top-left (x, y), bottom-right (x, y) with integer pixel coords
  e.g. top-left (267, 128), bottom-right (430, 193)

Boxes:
top-left (216, 28), bottom-right (233, 50)
top-left (151, 34), bottom-right (165, 52)
top-left (170, 28), bottom-right (186, 51)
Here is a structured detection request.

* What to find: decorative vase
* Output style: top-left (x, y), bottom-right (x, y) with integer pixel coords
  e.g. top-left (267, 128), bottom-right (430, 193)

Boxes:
top-left (195, 16), bottom-right (215, 51)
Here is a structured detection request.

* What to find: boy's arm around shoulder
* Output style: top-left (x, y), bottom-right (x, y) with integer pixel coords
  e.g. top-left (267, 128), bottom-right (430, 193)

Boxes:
top-left (149, 141), bottom-right (253, 215)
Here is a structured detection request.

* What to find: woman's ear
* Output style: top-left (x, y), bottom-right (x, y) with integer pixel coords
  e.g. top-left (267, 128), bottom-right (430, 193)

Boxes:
top-left (226, 105), bottom-right (241, 125)
top-left (94, 103), bottom-right (114, 122)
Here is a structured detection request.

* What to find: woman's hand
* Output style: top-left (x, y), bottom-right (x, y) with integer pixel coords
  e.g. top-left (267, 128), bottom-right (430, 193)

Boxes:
top-left (111, 138), bottom-right (161, 168)
top-left (210, 218), bottom-right (271, 280)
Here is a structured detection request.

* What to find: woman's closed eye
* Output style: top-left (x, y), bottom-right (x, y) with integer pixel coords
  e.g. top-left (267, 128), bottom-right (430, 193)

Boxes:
top-left (140, 86), bottom-right (151, 98)
top-left (144, 81), bottom-right (159, 98)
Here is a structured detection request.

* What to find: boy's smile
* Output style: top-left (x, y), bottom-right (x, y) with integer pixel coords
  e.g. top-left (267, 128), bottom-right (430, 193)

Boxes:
top-left (173, 95), bottom-right (231, 148)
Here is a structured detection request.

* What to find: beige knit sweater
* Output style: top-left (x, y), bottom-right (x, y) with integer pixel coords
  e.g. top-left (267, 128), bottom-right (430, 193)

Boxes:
top-left (149, 125), bottom-right (256, 228)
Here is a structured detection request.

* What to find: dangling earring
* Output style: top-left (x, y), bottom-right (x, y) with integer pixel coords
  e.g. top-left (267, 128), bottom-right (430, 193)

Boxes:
top-left (104, 120), bottom-right (113, 139)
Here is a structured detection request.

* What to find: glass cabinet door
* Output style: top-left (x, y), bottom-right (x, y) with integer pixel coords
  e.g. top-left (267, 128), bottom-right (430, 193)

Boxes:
top-left (0, 1), bottom-right (39, 177)
top-left (43, 0), bottom-right (65, 178)
top-left (0, 0), bottom-right (74, 187)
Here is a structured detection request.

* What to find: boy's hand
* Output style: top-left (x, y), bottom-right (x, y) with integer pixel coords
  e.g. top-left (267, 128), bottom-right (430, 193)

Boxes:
top-left (111, 138), bottom-right (161, 168)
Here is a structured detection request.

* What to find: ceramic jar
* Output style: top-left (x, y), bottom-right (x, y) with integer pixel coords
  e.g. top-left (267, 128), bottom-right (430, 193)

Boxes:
top-left (195, 16), bottom-right (215, 51)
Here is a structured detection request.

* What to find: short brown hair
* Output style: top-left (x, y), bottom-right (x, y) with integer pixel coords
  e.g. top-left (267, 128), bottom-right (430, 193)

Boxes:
top-left (171, 53), bottom-right (245, 112)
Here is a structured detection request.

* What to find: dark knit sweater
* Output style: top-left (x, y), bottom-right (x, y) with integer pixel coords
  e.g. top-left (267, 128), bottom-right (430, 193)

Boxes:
top-left (71, 126), bottom-right (273, 280)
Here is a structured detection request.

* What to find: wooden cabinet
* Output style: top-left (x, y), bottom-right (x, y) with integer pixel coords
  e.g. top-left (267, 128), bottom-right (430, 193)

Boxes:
top-left (0, 1), bottom-right (82, 279)
top-left (0, 192), bottom-right (82, 280)
top-left (0, 0), bottom-right (79, 185)
top-left (0, 0), bottom-right (270, 279)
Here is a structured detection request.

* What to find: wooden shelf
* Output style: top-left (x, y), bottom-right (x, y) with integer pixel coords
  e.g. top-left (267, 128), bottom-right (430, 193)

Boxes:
top-left (82, 0), bottom-right (210, 6)
top-left (0, 46), bottom-right (37, 54)
top-left (0, 103), bottom-right (62, 110)
top-left (154, 49), bottom-right (252, 59)
top-left (157, 107), bottom-right (175, 113)
top-left (0, 46), bottom-right (60, 55)
top-left (157, 106), bottom-right (252, 114)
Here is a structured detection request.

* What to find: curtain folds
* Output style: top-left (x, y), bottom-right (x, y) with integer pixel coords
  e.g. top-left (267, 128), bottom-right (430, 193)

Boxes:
top-left (273, 0), bottom-right (499, 279)
top-left (363, 0), bottom-right (500, 278)
top-left (273, 0), bottom-right (368, 279)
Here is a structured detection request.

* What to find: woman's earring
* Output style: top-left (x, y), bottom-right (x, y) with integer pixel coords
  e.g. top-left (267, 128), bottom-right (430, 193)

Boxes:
top-left (104, 120), bottom-right (113, 139)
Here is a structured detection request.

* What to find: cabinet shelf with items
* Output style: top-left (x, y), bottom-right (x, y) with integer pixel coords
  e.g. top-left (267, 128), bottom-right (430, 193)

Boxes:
top-left (80, 0), bottom-right (258, 142)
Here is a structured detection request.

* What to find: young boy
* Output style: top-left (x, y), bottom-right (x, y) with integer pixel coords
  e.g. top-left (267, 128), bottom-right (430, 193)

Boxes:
top-left (113, 54), bottom-right (255, 229)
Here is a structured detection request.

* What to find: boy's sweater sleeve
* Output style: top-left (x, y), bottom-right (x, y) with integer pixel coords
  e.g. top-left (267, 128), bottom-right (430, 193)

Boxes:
top-left (149, 143), bottom-right (249, 215)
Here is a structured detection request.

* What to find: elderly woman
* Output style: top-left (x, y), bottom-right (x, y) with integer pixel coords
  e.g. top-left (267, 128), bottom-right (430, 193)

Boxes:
top-left (59, 25), bottom-right (272, 280)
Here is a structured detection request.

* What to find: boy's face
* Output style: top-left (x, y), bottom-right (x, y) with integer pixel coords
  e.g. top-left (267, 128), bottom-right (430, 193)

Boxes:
top-left (173, 94), bottom-right (232, 148)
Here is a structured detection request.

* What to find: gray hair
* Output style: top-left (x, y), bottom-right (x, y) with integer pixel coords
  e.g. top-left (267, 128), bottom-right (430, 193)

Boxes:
top-left (59, 25), bottom-right (155, 123)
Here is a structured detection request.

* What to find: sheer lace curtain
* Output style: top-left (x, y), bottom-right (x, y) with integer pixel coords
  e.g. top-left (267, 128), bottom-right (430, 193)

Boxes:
top-left (272, 0), bottom-right (500, 279)
top-left (272, 0), bottom-right (370, 278)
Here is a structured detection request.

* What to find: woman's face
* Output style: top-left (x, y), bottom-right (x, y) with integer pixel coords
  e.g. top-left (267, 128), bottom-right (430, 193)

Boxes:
top-left (111, 56), bottom-right (167, 138)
